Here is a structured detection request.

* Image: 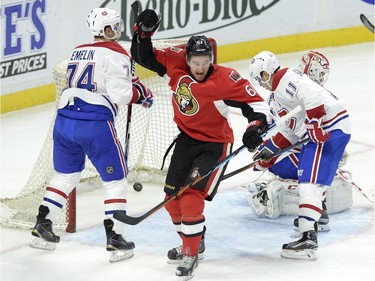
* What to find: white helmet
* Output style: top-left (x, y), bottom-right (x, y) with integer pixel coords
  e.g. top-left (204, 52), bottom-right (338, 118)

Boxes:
top-left (87, 8), bottom-right (124, 40)
top-left (248, 51), bottom-right (280, 85)
top-left (298, 51), bottom-right (330, 86)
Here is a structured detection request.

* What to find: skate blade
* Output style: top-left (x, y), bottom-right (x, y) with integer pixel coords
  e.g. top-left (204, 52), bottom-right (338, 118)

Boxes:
top-left (176, 273), bottom-right (194, 281)
top-left (293, 224), bottom-right (330, 233)
top-left (281, 249), bottom-right (317, 261)
top-left (167, 253), bottom-right (204, 264)
top-left (29, 237), bottom-right (56, 251)
top-left (317, 224), bottom-right (330, 232)
top-left (109, 249), bottom-right (134, 263)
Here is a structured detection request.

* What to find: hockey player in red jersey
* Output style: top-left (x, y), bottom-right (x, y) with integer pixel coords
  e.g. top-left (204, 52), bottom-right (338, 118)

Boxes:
top-left (130, 9), bottom-right (270, 280)
top-left (30, 8), bottom-right (153, 262)
top-left (248, 50), bottom-right (351, 260)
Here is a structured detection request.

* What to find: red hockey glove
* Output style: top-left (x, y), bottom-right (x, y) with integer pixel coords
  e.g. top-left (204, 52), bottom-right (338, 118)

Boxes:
top-left (242, 120), bottom-right (268, 151)
top-left (305, 118), bottom-right (330, 144)
top-left (133, 9), bottom-right (162, 39)
top-left (253, 157), bottom-right (279, 171)
top-left (132, 76), bottom-right (154, 108)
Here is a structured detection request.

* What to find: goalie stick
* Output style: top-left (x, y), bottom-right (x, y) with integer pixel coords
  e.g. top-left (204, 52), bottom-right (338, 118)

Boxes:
top-left (360, 14), bottom-right (375, 33)
top-left (221, 138), bottom-right (310, 181)
top-left (113, 106), bottom-right (302, 225)
top-left (337, 169), bottom-right (375, 203)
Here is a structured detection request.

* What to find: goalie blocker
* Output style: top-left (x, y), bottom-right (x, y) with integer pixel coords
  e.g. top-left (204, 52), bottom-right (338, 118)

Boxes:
top-left (245, 169), bottom-right (353, 219)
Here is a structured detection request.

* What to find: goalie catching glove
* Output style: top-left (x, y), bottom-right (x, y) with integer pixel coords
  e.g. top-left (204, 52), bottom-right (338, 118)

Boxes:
top-left (253, 132), bottom-right (292, 169)
top-left (134, 9), bottom-right (162, 39)
top-left (132, 76), bottom-right (153, 108)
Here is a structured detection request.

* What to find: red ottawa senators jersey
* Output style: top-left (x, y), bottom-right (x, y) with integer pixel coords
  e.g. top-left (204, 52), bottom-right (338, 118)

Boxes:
top-left (154, 47), bottom-right (269, 144)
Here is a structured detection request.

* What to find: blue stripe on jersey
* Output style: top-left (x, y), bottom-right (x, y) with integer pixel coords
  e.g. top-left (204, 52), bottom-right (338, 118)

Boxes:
top-left (323, 114), bottom-right (349, 130)
top-left (102, 95), bottom-right (118, 117)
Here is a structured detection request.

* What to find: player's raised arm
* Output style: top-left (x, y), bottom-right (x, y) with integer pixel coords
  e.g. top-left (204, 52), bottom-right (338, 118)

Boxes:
top-left (131, 9), bottom-right (166, 77)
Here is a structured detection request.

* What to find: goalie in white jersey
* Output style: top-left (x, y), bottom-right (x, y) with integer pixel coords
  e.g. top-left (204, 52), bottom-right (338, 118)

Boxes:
top-left (248, 50), bottom-right (351, 260)
top-left (30, 8), bottom-right (153, 262)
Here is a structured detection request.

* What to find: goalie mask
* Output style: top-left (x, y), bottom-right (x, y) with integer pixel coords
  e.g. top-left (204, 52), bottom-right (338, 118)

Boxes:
top-left (249, 51), bottom-right (280, 88)
top-left (298, 51), bottom-right (330, 86)
top-left (87, 8), bottom-right (124, 41)
top-left (186, 35), bottom-right (213, 60)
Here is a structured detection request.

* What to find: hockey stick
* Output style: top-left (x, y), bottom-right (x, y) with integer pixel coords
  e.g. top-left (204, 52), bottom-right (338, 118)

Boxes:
top-left (124, 105), bottom-right (133, 162)
top-left (124, 1), bottom-right (141, 168)
top-left (337, 169), bottom-right (375, 203)
top-left (360, 14), bottom-right (375, 33)
top-left (221, 105), bottom-right (303, 181)
top-left (114, 144), bottom-right (247, 225)
top-left (221, 138), bottom-right (309, 181)
top-left (114, 106), bottom-right (303, 225)
top-left (124, 2), bottom-right (140, 161)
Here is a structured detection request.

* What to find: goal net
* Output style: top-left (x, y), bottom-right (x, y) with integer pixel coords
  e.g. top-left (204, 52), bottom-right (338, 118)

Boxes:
top-left (0, 38), bottom-right (217, 232)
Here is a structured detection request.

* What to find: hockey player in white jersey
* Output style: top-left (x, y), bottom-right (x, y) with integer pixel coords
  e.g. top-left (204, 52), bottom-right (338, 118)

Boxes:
top-left (30, 8), bottom-right (153, 262)
top-left (248, 50), bottom-right (351, 260)
top-left (246, 51), bottom-right (352, 229)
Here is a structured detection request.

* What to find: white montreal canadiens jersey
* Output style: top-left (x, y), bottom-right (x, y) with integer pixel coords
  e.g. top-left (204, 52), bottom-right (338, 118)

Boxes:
top-left (59, 41), bottom-right (133, 117)
top-left (270, 68), bottom-right (351, 143)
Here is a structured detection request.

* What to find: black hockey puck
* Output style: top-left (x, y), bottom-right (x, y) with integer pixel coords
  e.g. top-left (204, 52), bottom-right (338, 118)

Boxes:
top-left (133, 182), bottom-right (143, 192)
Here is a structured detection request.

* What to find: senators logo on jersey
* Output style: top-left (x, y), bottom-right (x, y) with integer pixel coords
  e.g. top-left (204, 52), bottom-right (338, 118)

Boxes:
top-left (229, 70), bottom-right (241, 82)
top-left (174, 76), bottom-right (199, 115)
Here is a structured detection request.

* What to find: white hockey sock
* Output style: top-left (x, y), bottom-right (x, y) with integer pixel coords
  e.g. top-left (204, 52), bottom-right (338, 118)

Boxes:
top-left (43, 171), bottom-right (81, 222)
top-left (103, 178), bottom-right (128, 235)
top-left (298, 183), bottom-right (326, 232)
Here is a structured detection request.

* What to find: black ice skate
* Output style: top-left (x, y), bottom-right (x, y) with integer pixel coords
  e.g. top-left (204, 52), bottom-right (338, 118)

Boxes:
top-left (167, 239), bottom-right (205, 264)
top-left (281, 230), bottom-right (318, 260)
top-left (30, 205), bottom-right (60, 251)
top-left (175, 255), bottom-right (199, 281)
top-left (167, 226), bottom-right (206, 264)
top-left (104, 219), bottom-right (135, 262)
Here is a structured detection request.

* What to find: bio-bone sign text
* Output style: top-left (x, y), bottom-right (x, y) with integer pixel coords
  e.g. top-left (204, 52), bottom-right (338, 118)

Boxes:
top-left (118, 0), bottom-right (281, 41)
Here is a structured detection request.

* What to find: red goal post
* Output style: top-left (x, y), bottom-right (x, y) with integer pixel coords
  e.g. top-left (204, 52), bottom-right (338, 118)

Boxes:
top-left (0, 38), bottom-right (217, 233)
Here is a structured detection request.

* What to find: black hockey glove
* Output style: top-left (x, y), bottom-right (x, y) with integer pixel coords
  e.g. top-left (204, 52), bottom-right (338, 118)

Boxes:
top-left (242, 120), bottom-right (268, 151)
top-left (134, 9), bottom-right (162, 39)
top-left (164, 184), bottom-right (179, 196)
